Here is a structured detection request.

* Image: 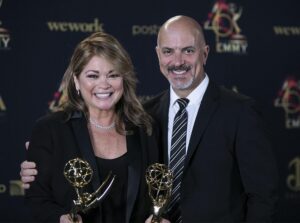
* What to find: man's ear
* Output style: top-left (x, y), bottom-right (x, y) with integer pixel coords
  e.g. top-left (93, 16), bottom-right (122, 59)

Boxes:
top-left (203, 45), bottom-right (210, 65)
top-left (156, 45), bottom-right (164, 59)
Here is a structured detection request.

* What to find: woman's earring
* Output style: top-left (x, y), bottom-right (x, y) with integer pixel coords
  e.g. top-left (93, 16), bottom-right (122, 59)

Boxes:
top-left (77, 89), bottom-right (80, 96)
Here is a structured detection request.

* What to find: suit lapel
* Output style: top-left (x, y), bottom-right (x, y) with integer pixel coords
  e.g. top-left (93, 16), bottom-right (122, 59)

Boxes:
top-left (184, 82), bottom-right (220, 166)
top-left (156, 91), bottom-right (170, 164)
top-left (125, 127), bottom-right (141, 223)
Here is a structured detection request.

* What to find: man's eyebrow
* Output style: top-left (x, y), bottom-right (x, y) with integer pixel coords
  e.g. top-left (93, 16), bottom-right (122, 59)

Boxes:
top-left (182, 46), bottom-right (195, 50)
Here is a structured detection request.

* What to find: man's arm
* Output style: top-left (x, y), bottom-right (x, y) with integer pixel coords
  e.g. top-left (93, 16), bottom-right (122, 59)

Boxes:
top-left (236, 99), bottom-right (278, 221)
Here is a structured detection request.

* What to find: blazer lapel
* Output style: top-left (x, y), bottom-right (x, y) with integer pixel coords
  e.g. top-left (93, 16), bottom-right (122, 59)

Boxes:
top-left (184, 82), bottom-right (220, 166)
top-left (70, 112), bottom-right (101, 192)
top-left (125, 128), bottom-right (141, 223)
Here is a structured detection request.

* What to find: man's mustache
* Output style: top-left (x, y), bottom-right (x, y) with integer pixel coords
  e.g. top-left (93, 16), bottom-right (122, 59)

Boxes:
top-left (167, 64), bottom-right (191, 72)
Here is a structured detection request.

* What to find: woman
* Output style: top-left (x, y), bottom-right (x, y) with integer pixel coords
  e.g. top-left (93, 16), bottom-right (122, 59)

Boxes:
top-left (25, 32), bottom-right (160, 223)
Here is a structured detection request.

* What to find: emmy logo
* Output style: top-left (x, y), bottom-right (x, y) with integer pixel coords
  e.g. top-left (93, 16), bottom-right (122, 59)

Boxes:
top-left (287, 157), bottom-right (300, 192)
top-left (145, 163), bottom-right (173, 223)
top-left (64, 158), bottom-right (115, 222)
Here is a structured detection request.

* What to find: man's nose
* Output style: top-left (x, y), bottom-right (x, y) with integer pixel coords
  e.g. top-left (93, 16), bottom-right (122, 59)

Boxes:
top-left (173, 52), bottom-right (184, 66)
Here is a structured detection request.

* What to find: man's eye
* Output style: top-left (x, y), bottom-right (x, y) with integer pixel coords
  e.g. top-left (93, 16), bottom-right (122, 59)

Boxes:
top-left (162, 49), bottom-right (172, 55)
top-left (185, 48), bottom-right (195, 54)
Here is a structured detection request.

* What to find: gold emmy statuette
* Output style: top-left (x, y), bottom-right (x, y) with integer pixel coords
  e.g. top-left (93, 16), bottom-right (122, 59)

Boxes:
top-left (145, 163), bottom-right (173, 223)
top-left (64, 158), bottom-right (115, 222)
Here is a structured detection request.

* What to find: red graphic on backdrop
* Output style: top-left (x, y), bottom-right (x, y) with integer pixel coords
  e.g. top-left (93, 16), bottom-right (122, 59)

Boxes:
top-left (204, 0), bottom-right (247, 54)
top-left (49, 83), bottom-right (67, 112)
top-left (274, 76), bottom-right (300, 129)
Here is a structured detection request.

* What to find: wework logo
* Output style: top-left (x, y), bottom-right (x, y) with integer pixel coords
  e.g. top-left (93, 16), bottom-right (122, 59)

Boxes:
top-left (47, 18), bottom-right (103, 33)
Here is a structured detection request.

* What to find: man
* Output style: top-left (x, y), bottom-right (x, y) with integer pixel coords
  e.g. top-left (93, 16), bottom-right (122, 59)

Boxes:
top-left (21, 15), bottom-right (278, 222)
top-left (143, 15), bottom-right (278, 222)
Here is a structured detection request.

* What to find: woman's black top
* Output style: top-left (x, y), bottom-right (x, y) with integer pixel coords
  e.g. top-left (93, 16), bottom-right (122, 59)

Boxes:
top-left (96, 153), bottom-right (128, 223)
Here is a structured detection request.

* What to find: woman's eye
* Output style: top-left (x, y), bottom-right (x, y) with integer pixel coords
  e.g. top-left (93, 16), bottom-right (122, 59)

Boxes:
top-left (87, 74), bottom-right (98, 79)
top-left (107, 74), bottom-right (121, 79)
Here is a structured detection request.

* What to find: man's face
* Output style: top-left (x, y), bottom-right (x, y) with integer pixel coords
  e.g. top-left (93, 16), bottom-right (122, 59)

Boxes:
top-left (156, 24), bottom-right (209, 97)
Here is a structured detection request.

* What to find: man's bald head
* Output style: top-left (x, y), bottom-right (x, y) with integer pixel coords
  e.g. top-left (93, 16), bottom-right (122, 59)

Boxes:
top-left (157, 15), bottom-right (206, 47)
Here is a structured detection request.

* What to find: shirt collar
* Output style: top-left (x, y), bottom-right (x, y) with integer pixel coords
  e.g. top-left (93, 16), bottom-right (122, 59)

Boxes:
top-left (170, 73), bottom-right (209, 108)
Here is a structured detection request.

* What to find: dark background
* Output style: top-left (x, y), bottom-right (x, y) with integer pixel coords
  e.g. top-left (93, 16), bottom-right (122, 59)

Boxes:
top-left (0, 0), bottom-right (299, 222)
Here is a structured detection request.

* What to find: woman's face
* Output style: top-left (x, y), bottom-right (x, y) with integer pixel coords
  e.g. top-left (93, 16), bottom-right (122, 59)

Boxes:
top-left (74, 55), bottom-right (124, 115)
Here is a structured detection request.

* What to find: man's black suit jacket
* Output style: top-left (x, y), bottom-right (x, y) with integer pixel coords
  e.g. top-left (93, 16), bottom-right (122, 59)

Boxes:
top-left (26, 111), bottom-right (160, 223)
top-left (144, 81), bottom-right (278, 222)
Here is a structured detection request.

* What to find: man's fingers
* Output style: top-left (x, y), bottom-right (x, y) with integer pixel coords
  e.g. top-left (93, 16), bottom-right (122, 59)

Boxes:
top-left (20, 168), bottom-right (37, 177)
top-left (21, 161), bottom-right (36, 169)
top-left (22, 183), bottom-right (30, 189)
top-left (20, 161), bottom-right (38, 180)
top-left (21, 173), bottom-right (35, 189)
top-left (21, 175), bottom-right (35, 183)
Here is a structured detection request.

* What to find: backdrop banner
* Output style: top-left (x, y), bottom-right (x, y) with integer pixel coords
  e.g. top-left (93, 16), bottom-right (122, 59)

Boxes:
top-left (0, 0), bottom-right (299, 222)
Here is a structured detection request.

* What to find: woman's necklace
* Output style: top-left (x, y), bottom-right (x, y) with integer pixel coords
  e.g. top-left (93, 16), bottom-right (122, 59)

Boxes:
top-left (89, 118), bottom-right (115, 130)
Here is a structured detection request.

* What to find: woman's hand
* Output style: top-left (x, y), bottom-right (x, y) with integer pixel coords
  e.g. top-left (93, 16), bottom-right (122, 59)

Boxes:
top-left (145, 215), bottom-right (171, 223)
top-left (60, 214), bottom-right (83, 223)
